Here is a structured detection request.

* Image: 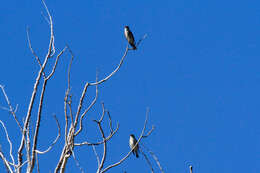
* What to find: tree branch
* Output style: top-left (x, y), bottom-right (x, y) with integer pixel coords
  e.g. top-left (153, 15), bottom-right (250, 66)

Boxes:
top-left (141, 144), bottom-right (164, 173)
top-left (140, 150), bottom-right (154, 173)
top-left (0, 146), bottom-right (13, 173)
top-left (0, 85), bottom-right (22, 131)
top-left (35, 115), bottom-right (61, 154)
top-left (75, 72), bottom-right (99, 136)
top-left (0, 120), bottom-right (15, 167)
top-left (89, 46), bottom-right (129, 86)
top-left (101, 108), bottom-right (151, 173)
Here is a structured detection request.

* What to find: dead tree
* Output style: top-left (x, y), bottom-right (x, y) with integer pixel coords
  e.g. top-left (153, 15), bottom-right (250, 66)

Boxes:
top-left (0, 1), bottom-right (163, 173)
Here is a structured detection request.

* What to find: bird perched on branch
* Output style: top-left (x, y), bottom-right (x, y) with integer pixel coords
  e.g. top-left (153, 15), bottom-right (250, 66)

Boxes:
top-left (129, 134), bottom-right (139, 158)
top-left (124, 26), bottom-right (137, 50)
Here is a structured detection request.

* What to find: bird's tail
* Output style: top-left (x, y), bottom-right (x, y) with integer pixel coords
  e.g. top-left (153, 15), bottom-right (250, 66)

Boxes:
top-left (136, 152), bottom-right (139, 158)
top-left (130, 43), bottom-right (137, 50)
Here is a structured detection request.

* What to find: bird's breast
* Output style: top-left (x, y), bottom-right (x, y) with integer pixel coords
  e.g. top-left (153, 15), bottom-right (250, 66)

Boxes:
top-left (129, 137), bottom-right (134, 147)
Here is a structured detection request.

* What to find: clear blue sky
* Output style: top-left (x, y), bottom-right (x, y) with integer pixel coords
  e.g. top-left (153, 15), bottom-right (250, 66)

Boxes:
top-left (0, 0), bottom-right (260, 172)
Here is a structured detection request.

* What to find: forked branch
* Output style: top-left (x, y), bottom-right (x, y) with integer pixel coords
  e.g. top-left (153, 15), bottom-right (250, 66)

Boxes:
top-left (101, 108), bottom-right (153, 173)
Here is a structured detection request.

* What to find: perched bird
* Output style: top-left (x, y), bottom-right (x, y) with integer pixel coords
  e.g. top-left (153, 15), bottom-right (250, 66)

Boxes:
top-left (124, 26), bottom-right (137, 50)
top-left (129, 134), bottom-right (139, 158)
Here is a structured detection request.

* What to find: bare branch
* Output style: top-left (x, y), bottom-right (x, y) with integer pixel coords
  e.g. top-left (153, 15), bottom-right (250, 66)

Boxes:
top-left (148, 150), bottom-right (164, 173)
top-left (106, 111), bottom-right (113, 134)
top-left (66, 45), bottom-right (74, 90)
top-left (74, 123), bottom-right (119, 146)
top-left (35, 115), bottom-right (61, 154)
top-left (9, 2), bottom-right (150, 172)
top-left (101, 109), bottom-right (150, 173)
top-left (140, 150), bottom-right (154, 173)
top-left (30, 79), bottom-right (47, 171)
top-left (46, 46), bottom-right (67, 80)
top-left (92, 145), bottom-right (100, 167)
top-left (0, 120), bottom-right (15, 167)
top-left (0, 147), bottom-right (13, 173)
top-left (40, 11), bottom-right (50, 25)
top-left (18, 1), bottom-right (58, 172)
top-left (41, 0), bottom-right (55, 57)
top-left (0, 85), bottom-right (22, 131)
top-left (54, 146), bottom-right (68, 173)
top-left (96, 121), bottom-right (107, 173)
top-left (25, 124), bottom-right (31, 172)
top-left (36, 153), bottom-right (40, 173)
top-left (143, 125), bottom-right (155, 138)
top-left (64, 93), bottom-right (69, 145)
top-left (16, 160), bottom-right (29, 171)
top-left (73, 82), bottom-right (90, 127)
top-left (93, 103), bottom-right (108, 173)
top-left (68, 96), bottom-right (74, 128)
top-left (71, 150), bottom-right (84, 173)
top-left (64, 46), bottom-right (74, 145)
top-left (89, 46), bottom-right (129, 86)
top-left (136, 34), bottom-right (148, 48)
top-left (141, 144), bottom-right (164, 173)
top-left (26, 27), bottom-right (46, 78)
top-left (18, 20), bottom-right (48, 173)
top-left (75, 72), bottom-right (99, 136)
top-left (98, 102), bottom-right (105, 122)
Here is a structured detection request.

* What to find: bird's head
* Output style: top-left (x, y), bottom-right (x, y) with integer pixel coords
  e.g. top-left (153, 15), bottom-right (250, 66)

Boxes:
top-left (130, 134), bottom-right (135, 138)
top-left (125, 26), bottom-right (129, 30)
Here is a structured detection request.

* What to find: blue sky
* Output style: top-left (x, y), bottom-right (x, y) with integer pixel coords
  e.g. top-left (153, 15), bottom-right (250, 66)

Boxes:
top-left (0, 0), bottom-right (260, 172)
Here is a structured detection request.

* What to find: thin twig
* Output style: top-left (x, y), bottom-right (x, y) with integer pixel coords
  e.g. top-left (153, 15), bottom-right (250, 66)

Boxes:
top-left (16, 160), bottom-right (29, 171)
top-left (136, 34), bottom-right (148, 47)
top-left (64, 90), bottom-right (70, 146)
top-left (89, 46), bottom-right (129, 86)
top-left (25, 123), bottom-right (31, 172)
top-left (46, 46), bottom-right (67, 80)
top-left (143, 125), bottom-right (155, 138)
top-left (96, 122), bottom-right (107, 173)
top-left (30, 79), bottom-right (47, 171)
top-left (0, 121), bottom-right (15, 169)
top-left (66, 45), bottom-right (74, 90)
top-left (106, 111), bottom-right (113, 133)
top-left (74, 124), bottom-right (119, 146)
top-left (73, 82), bottom-right (90, 127)
top-left (41, 0), bottom-right (55, 57)
top-left (26, 27), bottom-right (46, 78)
top-left (98, 103), bottom-right (105, 122)
top-left (140, 150), bottom-right (154, 173)
top-left (75, 71), bottom-right (99, 136)
top-left (71, 150), bottom-right (84, 173)
top-left (0, 85), bottom-right (22, 131)
top-left (64, 45), bottom-right (74, 145)
top-left (36, 153), bottom-right (40, 173)
top-left (141, 144), bottom-right (164, 173)
top-left (94, 103), bottom-right (107, 173)
top-left (68, 96), bottom-right (74, 127)
top-left (35, 115), bottom-right (61, 154)
top-left (101, 109), bottom-right (150, 173)
top-left (0, 147), bottom-right (13, 173)
top-left (92, 145), bottom-right (100, 167)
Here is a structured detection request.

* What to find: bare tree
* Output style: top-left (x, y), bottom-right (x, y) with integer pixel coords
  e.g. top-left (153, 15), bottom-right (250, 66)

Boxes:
top-left (0, 1), bottom-right (163, 173)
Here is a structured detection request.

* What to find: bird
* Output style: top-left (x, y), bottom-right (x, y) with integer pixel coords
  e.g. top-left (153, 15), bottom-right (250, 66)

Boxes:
top-left (124, 26), bottom-right (137, 50)
top-left (129, 134), bottom-right (139, 158)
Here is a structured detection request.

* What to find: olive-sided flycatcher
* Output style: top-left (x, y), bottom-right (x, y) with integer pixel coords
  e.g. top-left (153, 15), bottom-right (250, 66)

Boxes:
top-left (124, 26), bottom-right (137, 50)
top-left (129, 134), bottom-right (139, 158)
